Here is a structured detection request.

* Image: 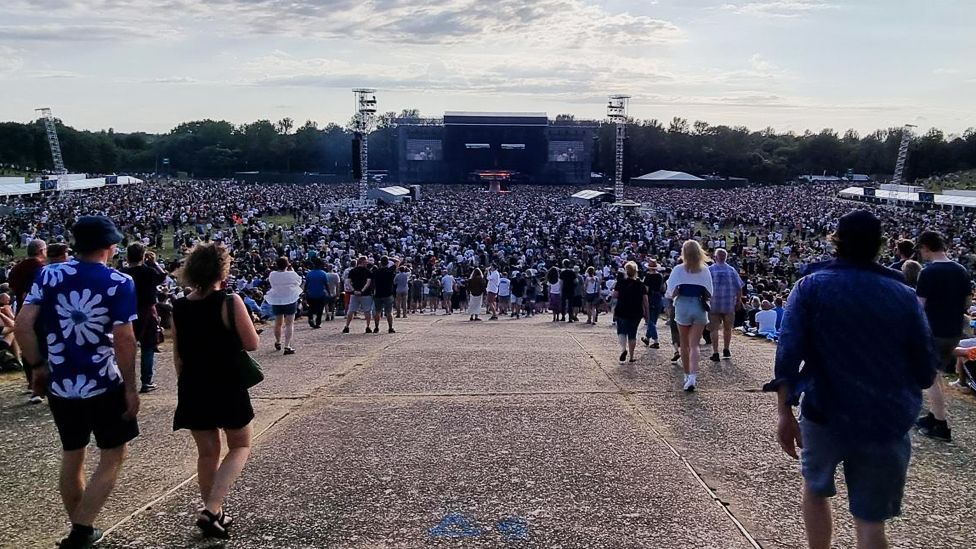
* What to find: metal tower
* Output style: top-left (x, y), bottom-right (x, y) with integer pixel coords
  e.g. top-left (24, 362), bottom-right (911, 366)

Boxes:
top-left (35, 107), bottom-right (67, 174)
top-left (352, 88), bottom-right (377, 200)
top-left (607, 95), bottom-right (630, 202)
top-left (891, 124), bottom-right (916, 185)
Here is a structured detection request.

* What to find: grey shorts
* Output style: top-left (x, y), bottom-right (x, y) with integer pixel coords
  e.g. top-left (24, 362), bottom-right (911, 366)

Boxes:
top-left (674, 296), bottom-right (708, 326)
top-left (374, 296), bottom-right (394, 316)
top-left (800, 418), bottom-right (910, 522)
top-left (348, 295), bottom-right (374, 314)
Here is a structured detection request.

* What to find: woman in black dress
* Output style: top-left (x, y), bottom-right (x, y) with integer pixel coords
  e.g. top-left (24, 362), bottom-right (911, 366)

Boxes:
top-left (172, 243), bottom-right (260, 539)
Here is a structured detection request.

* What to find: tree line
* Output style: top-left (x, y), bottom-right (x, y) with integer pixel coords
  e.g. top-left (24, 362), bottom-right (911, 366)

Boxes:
top-left (1, 112), bottom-right (974, 184)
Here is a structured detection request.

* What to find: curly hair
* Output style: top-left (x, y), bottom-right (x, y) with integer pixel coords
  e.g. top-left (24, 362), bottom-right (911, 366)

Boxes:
top-left (178, 243), bottom-right (230, 290)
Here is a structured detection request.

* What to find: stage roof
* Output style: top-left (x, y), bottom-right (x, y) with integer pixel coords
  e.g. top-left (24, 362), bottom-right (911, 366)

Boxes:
top-left (444, 112), bottom-right (548, 127)
top-left (633, 170), bottom-right (705, 182)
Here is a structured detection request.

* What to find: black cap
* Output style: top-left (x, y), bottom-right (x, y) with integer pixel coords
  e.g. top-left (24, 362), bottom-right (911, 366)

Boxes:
top-left (72, 216), bottom-right (123, 254)
top-left (835, 209), bottom-right (881, 243)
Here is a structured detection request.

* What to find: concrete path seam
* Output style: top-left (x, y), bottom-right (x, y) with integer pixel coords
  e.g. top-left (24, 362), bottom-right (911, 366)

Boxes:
top-left (100, 335), bottom-right (403, 541)
top-left (568, 332), bottom-right (764, 549)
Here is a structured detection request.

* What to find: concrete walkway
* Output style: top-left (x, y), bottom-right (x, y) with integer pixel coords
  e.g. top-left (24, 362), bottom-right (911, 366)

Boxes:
top-left (1, 314), bottom-right (974, 548)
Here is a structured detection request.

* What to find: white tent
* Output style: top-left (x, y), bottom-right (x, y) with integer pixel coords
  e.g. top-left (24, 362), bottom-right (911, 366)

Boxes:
top-left (367, 185), bottom-right (411, 204)
top-left (570, 189), bottom-right (609, 207)
top-left (632, 170), bottom-right (704, 182)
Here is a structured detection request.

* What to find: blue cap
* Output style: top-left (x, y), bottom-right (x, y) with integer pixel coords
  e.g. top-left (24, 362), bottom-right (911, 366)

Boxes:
top-left (72, 216), bottom-right (123, 253)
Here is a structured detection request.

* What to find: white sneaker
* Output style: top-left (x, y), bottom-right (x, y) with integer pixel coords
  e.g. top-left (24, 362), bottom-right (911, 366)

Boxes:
top-left (28, 395), bottom-right (43, 404)
top-left (683, 375), bottom-right (697, 392)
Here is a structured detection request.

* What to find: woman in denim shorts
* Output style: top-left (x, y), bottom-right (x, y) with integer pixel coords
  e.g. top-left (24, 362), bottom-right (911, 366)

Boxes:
top-left (665, 241), bottom-right (714, 392)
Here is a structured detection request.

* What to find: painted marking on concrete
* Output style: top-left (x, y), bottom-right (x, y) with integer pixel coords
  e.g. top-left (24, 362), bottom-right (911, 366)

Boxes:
top-left (429, 512), bottom-right (483, 538)
top-left (496, 517), bottom-right (529, 541)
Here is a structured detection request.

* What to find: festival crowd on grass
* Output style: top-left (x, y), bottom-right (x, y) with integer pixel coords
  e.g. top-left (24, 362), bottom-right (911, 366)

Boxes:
top-left (1, 179), bottom-right (975, 548)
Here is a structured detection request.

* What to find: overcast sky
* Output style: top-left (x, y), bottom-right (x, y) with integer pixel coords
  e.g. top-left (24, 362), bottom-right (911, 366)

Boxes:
top-left (1, 0), bottom-right (973, 135)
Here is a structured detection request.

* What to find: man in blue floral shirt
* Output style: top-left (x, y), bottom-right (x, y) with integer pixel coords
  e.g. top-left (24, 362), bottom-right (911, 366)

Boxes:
top-left (15, 216), bottom-right (139, 549)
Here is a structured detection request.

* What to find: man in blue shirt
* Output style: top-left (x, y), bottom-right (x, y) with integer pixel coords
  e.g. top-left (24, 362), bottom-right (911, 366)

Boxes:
top-left (15, 216), bottom-right (139, 549)
top-left (765, 210), bottom-right (936, 549)
top-left (304, 257), bottom-right (329, 329)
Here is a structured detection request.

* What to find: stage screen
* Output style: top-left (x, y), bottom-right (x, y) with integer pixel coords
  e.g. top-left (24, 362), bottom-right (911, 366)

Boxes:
top-left (406, 139), bottom-right (442, 161)
top-left (549, 141), bottom-right (583, 162)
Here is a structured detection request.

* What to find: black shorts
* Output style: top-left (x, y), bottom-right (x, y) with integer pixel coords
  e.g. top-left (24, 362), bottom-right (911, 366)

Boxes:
top-left (48, 388), bottom-right (140, 451)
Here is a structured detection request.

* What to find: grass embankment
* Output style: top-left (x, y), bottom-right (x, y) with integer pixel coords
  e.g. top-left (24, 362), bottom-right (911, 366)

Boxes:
top-left (921, 170), bottom-right (976, 192)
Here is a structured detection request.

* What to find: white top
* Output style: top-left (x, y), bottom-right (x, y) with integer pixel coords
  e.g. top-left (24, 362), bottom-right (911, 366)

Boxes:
top-left (442, 274), bottom-right (455, 293)
top-left (498, 278), bottom-right (511, 296)
top-left (664, 264), bottom-right (714, 298)
top-left (756, 309), bottom-right (778, 334)
top-left (487, 270), bottom-right (500, 293)
top-left (550, 280), bottom-right (562, 295)
top-left (266, 270), bottom-right (303, 305)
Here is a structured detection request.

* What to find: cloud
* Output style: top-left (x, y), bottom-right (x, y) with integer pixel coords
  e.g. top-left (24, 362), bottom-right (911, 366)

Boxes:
top-left (143, 76), bottom-right (198, 84)
top-left (241, 51), bottom-right (679, 97)
top-left (0, 23), bottom-right (151, 42)
top-left (0, 46), bottom-right (25, 74)
top-left (5, 0), bottom-right (682, 46)
top-left (721, 1), bottom-right (835, 18)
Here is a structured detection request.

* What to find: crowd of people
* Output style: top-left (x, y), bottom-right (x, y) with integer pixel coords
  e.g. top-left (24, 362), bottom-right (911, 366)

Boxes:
top-left (1, 179), bottom-right (974, 548)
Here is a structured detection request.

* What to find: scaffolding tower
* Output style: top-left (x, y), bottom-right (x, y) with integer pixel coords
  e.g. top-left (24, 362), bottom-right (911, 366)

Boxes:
top-left (35, 108), bottom-right (67, 174)
top-left (891, 124), bottom-right (916, 185)
top-left (607, 95), bottom-right (630, 202)
top-left (352, 89), bottom-right (377, 200)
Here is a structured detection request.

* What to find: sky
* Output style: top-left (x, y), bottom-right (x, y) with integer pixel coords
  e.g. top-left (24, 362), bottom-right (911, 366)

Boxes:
top-left (1, 0), bottom-right (974, 135)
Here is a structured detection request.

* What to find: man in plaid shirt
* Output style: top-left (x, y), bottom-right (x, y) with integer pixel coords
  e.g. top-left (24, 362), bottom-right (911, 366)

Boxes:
top-left (708, 249), bottom-right (744, 362)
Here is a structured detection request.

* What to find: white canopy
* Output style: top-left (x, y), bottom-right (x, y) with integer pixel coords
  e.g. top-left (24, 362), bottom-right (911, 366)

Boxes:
top-left (633, 170), bottom-right (704, 182)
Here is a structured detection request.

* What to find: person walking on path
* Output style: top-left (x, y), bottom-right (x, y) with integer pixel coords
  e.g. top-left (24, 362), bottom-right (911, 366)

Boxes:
top-left (441, 270), bottom-right (456, 315)
top-left (394, 265), bottom-right (410, 319)
top-left (324, 264), bottom-right (340, 322)
top-left (665, 240), bottom-right (713, 392)
top-left (547, 267), bottom-right (562, 322)
top-left (486, 265), bottom-right (500, 320)
top-left (266, 257), bottom-right (301, 355)
top-left (372, 256), bottom-right (400, 333)
top-left (584, 266), bottom-right (602, 324)
top-left (559, 260), bottom-right (578, 322)
top-left (15, 216), bottom-right (139, 549)
top-left (9, 238), bottom-right (46, 403)
top-left (121, 243), bottom-right (167, 393)
top-left (303, 258), bottom-right (328, 329)
top-left (343, 256), bottom-right (374, 333)
top-left (467, 268), bottom-right (487, 321)
top-left (766, 210), bottom-right (937, 549)
top-left (640, 259), bottom-right (664, 348)
top-left (914, 230), bottom-right (973, 442)
top-left (707, 249), bottom-right (744, 362)
top-left (613, 261), bottom-right (649, 363)
top-left (172, 243), bottom-right (259, 540)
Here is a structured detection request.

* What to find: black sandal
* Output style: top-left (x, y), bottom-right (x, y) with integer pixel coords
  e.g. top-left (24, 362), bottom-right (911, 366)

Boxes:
top-left (218, 510), bottom-right (234, 529)
top-left (196, 509), bottom-right (230, 539)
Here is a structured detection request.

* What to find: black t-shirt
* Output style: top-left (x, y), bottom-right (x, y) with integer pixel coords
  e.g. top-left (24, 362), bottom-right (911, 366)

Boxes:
top-left (511, 277), bottom-right (527, 297)
top-left (560, 268), bottom-right (577, 291)
top-left (348, 266), bottom-right (373, 295)
top-left (372, 266), bottom-right (396, 298)
top-left (643, 272), bottom-right (664, 297)
top-left (614, 278), bottom-right (647, 320)
top-left (916, 260), bottom-right (972, 338)
top-left (121, 264), bottom-right (167, 309)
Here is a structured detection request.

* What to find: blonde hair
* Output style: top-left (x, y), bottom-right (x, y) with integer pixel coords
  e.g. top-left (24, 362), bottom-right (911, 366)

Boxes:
top-left (624, 261), bottom-right (639, 280)
top-left (901, 260), bottom-right (922, 286)
top-left (681, 240), bottom-right (707, 273)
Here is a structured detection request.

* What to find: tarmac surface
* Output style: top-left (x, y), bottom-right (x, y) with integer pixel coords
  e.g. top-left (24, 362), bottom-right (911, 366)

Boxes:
top-left (1, 312), bottom-right (975, 548)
